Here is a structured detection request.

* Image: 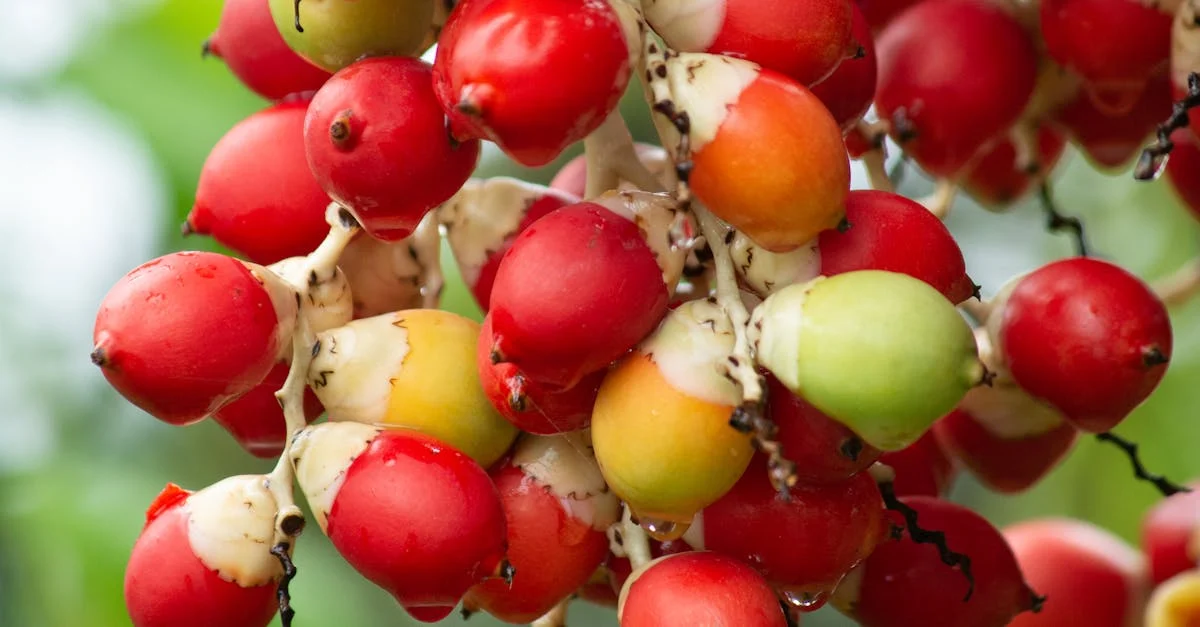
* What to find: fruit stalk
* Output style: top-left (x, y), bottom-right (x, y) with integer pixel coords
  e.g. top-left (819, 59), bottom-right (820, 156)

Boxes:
top-left (610, 504), bottom-right (653, 571)
top-left (1152, 256), bottom-right (1200, 306)
top-left (531, 600), bottom-right (569, 627)
top-left (583, 111), bottom-right (667, 198)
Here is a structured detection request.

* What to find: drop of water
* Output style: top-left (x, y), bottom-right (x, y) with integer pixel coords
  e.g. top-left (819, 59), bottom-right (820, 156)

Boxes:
top-left (640, 516), bottom-right (690, 542)
top-left (1134, 150), bottom-right (1169, 181)
top-left (780, 586), bottom-right (830, 613)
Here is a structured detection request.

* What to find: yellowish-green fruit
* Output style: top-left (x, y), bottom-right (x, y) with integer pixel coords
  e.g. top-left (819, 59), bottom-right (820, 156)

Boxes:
top-left (269, 0), bottom-right (435, 72)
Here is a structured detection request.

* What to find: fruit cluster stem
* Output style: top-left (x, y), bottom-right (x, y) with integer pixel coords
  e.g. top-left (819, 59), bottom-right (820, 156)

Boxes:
top-left (610, 504), bottom-right (653, 572)
top-left (531, 600), bottom-right (570, 627)
top-left (1152, 256), bottom-right (1200, 307)
top-left (920, 179), bottom-right (959, 220)
top-left (583, 110), bottom-right (667, 198)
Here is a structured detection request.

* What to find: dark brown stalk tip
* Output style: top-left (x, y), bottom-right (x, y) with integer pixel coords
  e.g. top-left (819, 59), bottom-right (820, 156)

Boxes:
top-left (90, 347), bottom-right (108, 367)
top-left (837, 217), bottom-right (852, 233)
top-left (280, 513), bottom-right (306, 537)
top-left (498, 559), bottom-right (516, 587)
top-left (271, 542), bottom-right (299, 627)
top-left (200, 38), bottom-right (213, 59)
top-left (292, 0), bottom-right (304, 32)
top-left (1028, 588), bottom-right (1048, 614)
top-left (329, 114), bottom-right (354, 149)
top-left (840, 436), bottom-right (865, 461)
top-left (336, 207), bottom-right (359, 229)
top-left (180, 220), bottom-right (195, 237)
top-left (1142, 345), bottom-right (1170, 368)
top-left (456, 98), bottom-right (482, 117)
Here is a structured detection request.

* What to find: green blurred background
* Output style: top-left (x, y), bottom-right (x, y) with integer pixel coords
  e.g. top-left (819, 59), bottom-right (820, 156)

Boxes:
top-left (2, 1), bottom-right (1199, 625)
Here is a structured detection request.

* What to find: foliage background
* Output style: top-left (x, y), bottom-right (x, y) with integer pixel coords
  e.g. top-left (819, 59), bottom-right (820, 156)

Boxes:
top-left (1, 1), bottom-right (1199, 625)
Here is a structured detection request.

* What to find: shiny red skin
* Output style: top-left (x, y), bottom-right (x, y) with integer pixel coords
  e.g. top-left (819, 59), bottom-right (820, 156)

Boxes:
top-left (488, 203), bottom-right (669, 389)
top-left (472, 193), bottom-right (574, 312)
top-left (932, 409), bottom-right (1077, 494)
top-left (1040, 0), bottom-right (1171, 95)
top-left (93, 252), bottom-right (284, 426)
top-left (620, 552), bottom-right (789, 627)
top-left (1167, 129), bottom-right (1200, 220)
top-left (188, 99), bottom-right (331, 265)
top-left (818, 189), bottom-right (975, 304)
top-left (878, 430), bottom-right (956, 498)
top-left (124, 485), bottom-right (278, 627)
top-left (854, 0), bottom-right (922, 31)
top-left (606, 539), bottom-right (694, 596)
top-left (847, 497), bottom-right (1035, 627)
top-left (477, 315), bottom-right (601, 434)
top-left (874, 0), bottom-right (1038, 177)
top-left (1051, 72), bottom-right (1171, 170)
top-left (705, 0), bottom-right (854, 86)
top-left (810, 4), bottom-right (877, 130)
top-left (210, 361), bottom-right (323, 458)
top-left (1006, 519), bottom-right (1148, 627)
top-left (305, 57), bottom-right (480, 241)
top-left (964, 126), bottom-right (1068, 208)
top-left (464, 465), bottom-right (610, 623)
top-left (767, 375), bottom-right (883, 483)
top-left (1141, 481), bottom-right (1200, 585)
top-left (998, 258), bottom-right (1172, 433)
top-left (434, 0), bottom-right (631, 167)
top-left (703, 456), bottom-right (887, 605)
top-left (326, 431), bottom-right (508, 621)
top-left (206, 0), bottom-right (331, 100)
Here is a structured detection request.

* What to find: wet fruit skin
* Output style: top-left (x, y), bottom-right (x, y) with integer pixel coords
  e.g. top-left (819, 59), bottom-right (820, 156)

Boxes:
top-left (768, 374), bottom-right (883, 484)
top-left (92, 251), bottom-right (290, 426)
top-left (619, 552), bottom-right (790, 627)
top-left (206, 0), bottom-right (331, 101)
top-left (1040, 0), bottom-right (1172, 98)
top-left (304, 56), bottom-right (480, 242)
top-left (995, 257), bottom-right (1173, 433)
top-left (210, 360), bottom-right (324, 458)
top-left (188, 98), bottom-right (332, 265)
top-left (267, 0), bottom-right (435, 73)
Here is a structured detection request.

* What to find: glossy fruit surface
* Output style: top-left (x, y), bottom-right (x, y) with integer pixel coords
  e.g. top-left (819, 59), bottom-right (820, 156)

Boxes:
top-left (210, 360), bottom-right (323, 458)
top-left (619, 552), bottom-right (789, 627)
top-left (811, 4), bottom-right (878, 130)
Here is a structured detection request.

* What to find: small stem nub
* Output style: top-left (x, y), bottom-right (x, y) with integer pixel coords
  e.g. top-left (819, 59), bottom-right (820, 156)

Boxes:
top-left (271, 542), bottom-right (298, 627)
top-left (292, 0), bottom-right (304, 32)
top-left (879, 481), bottom-right (975, 602)
top-left (1027, 586), bottom-right (1048, 614)
top-left (1142, 345), bottom-right (1170, 368)
top-left (1134, 72), bottom-right (1200, 181)
top-left (1095, 432), bottom-right (1191, 497)
top-left (1038, 182), bottom-right (1089, 257)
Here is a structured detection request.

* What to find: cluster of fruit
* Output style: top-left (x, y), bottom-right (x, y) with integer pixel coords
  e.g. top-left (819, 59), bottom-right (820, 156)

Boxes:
top-left (90, 0), bottom-right (1200, 625)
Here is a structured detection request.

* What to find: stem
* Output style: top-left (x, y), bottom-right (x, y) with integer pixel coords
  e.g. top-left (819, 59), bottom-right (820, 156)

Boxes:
top-left (920, 179), bottom-right (959, 220)
top-left (876, 477), bottom-right (976, 601)
top-left (861, 149), bottom-right (895, 193)
top-left (531, 600), bottom-right (569, 627)
top-left (1095, 432), bottom-right (1191, 497)
top-left (1134, 71), bottom-right (1200, 181)
top-left (1037, 182), bottom-right (1089, 257)
top-left (959, 298), bottom-right (993, 325)
top-left (1152, 257), bottom-right (1200, 307)
top-left (583, 111), bottom-right (667, 198)
top-left (609, 504), bottom-right (653, 572)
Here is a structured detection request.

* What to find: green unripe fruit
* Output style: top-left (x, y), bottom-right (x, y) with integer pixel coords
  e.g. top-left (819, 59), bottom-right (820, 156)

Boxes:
top-left (751, 270), bottom-right (984, 451)
top-left (269, 0), bottom-right (435, 72)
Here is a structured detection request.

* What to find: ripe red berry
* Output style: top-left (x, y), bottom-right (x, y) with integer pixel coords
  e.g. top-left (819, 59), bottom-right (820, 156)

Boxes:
top-left (304, 56), bottom-right (480, 241)
top-left (1051, 71), bottom-right (1172, 171)
top-left (618, 552), bottom-right (790, 627)
top-left (187, 98), bottom-right (331, 265)
top-left (464, 433), bottom-right (619, 623)
top-left (205, 0), bottom-right (331, 101)
top-left (833, 496), bottom-right (1038, 627)
top-left (1141, 480), bottom-right (1200, 585)
top-left (874, 0), bottom-right (1039, 177)
top-left (698, 455), bottom-right (888, 610)
top-left (810, 4), bottom-right (878, 131)
top-left (434, 0), bottom-right (633, 166)
top-left (92, 252), bottom-right (295, 426)
top-left (964, 126), bottom-right (1068, 208)
top-left (1166, 129), bottom-right (1200, 220)
top-left (488, 202), bottom-right (669, 389)
top-left (290, 423), bottom-right (509, 622)
top-left (210, 361), bottom-right (323, 458)
top-left (818, 189), bottom-right (975, 304)
top-left (854, 0), bottom-right (923, 31)
top-left (877, 430), bottom-right (957, 498)
top-left (768, 374), bottom-right (883, 484)
top-left (124, 479), bottom-right (285, 627)
top-left (1005, 518), bottom-right (1150, 627)
top-left (990, 257), bottom-right (1173, 433)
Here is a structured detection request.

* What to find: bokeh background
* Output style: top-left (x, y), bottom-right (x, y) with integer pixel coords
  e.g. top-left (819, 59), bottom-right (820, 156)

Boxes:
top-left (2, 1), bottom-right (1199, 625)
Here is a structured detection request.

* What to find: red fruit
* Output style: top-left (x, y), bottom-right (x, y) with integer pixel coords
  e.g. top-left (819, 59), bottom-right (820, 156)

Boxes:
top-left (1141, 481), bottom-right (1200, 585)
top-left (1167, 129), bottom-right (1200, 219)
top-left (1040, 0), bottom-right (1172, 108)
top-left (205, 0), bottom-right (331, 100)
top-left (810, 4), bottom-right (877, 131)
top-left (964, 126), bottom-right (1068, 208)
top-left (488, 202), bottom-right (669, 389)
top-left (124, 479), bottom-right (284, 627)
top-left (1051, 71), bottom-right (1171, 170)
top-left (92, 252), bottom-right (294, 426)
top-left (477, 315), bottom-right (601, 434)
top-left (874, 0), bottom-right (1038, 177)
top-left (1005, 519), bottom-right (1150, 627)
top-left (210, 361), bottom-right (323, 458)
top-left (818, 189), bottom-right (975, 304)
top-left (932, 383), bottom-right (1077, 494)
top-left (644, 0), bottom-right (856, 86)
top-left (290, 423), bottom-right (508, 622)
top-left (700, 455), bottom-right (887, 610)
top-left (878, 430), bottom-right (956, 498)
top-left (305, 56), bottom-right (480, 242)
top-left (606, 538), bottom-right (696, 598)
top-left (768, 374), bottom-right (883, 483)
top-left (434, 0), bottom-right (632, 167)
top-left (992, 257), bottom-right (1172, 432)
top-left (854, 0), bottom-right (923, 31)
top-left (834, 496), bottom-right (1038, 627)
top-left (187, 98), bottom-right (331, 265)
top-left (464, 433), bottom-right (619, 623)
top-left (619, 552), bottom-right (790, 627)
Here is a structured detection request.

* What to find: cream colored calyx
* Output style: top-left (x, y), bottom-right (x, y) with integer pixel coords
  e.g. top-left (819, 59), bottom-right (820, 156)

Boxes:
top-left (269, 256), bottom-right (353, 334)
top-left (512, 431), bottom-right (620, 530)
top-left (589, 190), bottom-right (687, 290)
top-left (308, 313), bottom-right (411, 425)
top-left (654, 52), bottom-right (759, 157)
top-left (732, 233), bottom-right (821, 297)
top-left (640, 298), bottom-right (741, 406)
top-left (748, 278), bottom-right (825, 393)
top-left (186, 475), bottom-right (285, 587)
top-left (641, 0), bottom-right (727, 52)
top-left (242, 260), bottom-right (299, 362)
top-left (288, 422), bottom-right (381, 532)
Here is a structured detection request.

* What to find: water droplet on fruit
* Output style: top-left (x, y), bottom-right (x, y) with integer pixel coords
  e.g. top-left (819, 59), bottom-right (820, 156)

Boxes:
top-left (780, 586), bottom-right (830, 612)
top-left (640, 516), bottom-right (690, 542)
top-left (1134, 150), bottom-right (1168, 181)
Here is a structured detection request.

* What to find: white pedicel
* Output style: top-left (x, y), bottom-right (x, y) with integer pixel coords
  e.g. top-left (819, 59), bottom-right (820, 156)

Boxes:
top-left (187, 475), bottom-right (284, 587)
top-left (640, 298), bottom-right (741, 407)
top-left (589, 190), bottom-right (688, 290)
top-left (308, 313), bottom-right (411, 425)
top-left (269, 256), bottom-right (353, 334)
top-left (512, 431), bottom-right (620, 531)
top-left (732, 233), bottom-right (822, 297)
top-left (242, 260), bottom-right (300, 362)
top-left (289, 422), bottom-right (381, 532)
top-left (641, 0), bottom-right (727, 53)
top-left (654, 53), bottom-right (759, 156)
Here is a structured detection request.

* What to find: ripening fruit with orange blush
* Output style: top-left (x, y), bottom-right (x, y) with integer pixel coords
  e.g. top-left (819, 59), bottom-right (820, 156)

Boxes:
top-left (652, 53), bottom-right (849, 252)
